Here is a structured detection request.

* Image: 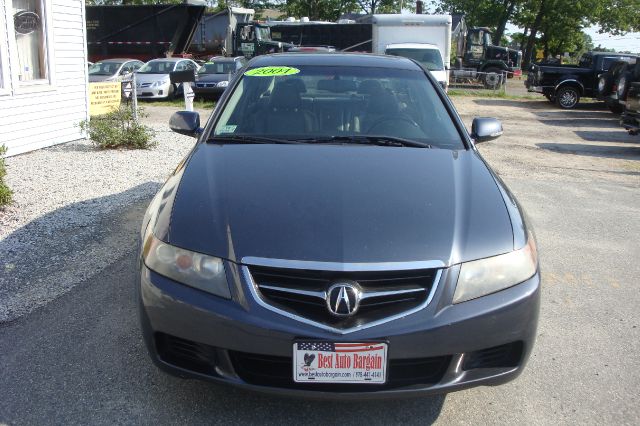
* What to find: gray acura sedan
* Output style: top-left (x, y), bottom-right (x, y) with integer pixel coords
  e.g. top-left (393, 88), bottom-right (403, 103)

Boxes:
top-left (138, 53), bottom-right (540, 398)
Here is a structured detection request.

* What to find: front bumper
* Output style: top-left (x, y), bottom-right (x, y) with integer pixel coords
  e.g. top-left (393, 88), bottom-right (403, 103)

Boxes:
top-left (192, 85), bottom-right (226, 97)
top-left (138, 262), bottom-right (540, 399)
top-left (136, 83), bottom-right (172, 99)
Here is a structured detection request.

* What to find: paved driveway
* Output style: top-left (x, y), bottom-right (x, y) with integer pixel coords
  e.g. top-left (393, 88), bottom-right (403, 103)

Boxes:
top-left (1, 99), bottom-right (638, 425)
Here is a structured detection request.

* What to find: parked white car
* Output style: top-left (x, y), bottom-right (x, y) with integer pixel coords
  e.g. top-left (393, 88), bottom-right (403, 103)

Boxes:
top-left (135, 58), bottom-right (200, 100)
top-left (385, 43), bottom-right (448, 90)
top-left (88, 59), bottom-right (144, 83)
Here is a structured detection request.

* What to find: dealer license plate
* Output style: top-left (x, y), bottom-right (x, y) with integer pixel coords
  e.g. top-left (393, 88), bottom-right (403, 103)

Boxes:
top-left (293, 341), bottom-right (387, 384)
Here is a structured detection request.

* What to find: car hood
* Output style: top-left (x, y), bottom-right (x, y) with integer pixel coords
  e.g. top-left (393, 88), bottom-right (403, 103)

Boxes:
top-left (159, 144), bottom-right (515, 266)
top-left (88, 74), bottom-right (116, 82)
top-left (196, 74), bottom-right (231, 83)
top-left (135, 73), bottom-right (170, 84)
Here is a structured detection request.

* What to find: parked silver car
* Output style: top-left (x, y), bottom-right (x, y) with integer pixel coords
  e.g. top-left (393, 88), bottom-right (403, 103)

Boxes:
top-left (88, 59), bottom-right (144, 83)
top-left (135, 58), bottom-right (200, 100)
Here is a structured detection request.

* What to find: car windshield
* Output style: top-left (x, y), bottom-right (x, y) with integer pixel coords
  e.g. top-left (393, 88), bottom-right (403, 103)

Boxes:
top-left (199, 62), bottom-right (236, 74)
top-left (256, 26), bottom-right (271, 40)
top-left (88, 62), bottom-right (122, 76)
top-left (385, 48), bottom-right (444, 71)
top-left (137, 61), bottom-right (176, 74)
top-left (212, 65), bottom-right (463, 149)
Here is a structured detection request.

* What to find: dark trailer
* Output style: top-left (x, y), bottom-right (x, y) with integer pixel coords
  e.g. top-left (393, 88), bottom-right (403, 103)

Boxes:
top-left (86, 0), bottom-right (206, 63)
top-left (267, 22), bottom-right (372, 52)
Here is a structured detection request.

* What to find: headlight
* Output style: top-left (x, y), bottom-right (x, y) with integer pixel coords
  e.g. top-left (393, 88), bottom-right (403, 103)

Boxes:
top-left (617, 76), bottom-right (627, 97)
top-left (216, 80), bottom-right (229, 88)
top-left (142, 231), bottom-right (231, 299)
top-left (453, 235), bottom-right (538, 304)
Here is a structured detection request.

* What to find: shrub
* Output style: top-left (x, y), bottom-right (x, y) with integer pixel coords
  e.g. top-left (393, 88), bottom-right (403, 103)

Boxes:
top-left (79, 106), bottom-right (156, 149)
top-left (0, 144), bottom-right (12, 207)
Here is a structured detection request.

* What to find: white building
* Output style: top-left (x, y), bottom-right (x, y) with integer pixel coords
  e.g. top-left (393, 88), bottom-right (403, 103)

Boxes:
top-left (0, 0), bottom-right (89, 157)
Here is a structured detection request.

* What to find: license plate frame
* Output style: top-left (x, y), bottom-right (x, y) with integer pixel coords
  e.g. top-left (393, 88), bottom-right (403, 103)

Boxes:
top-left (292, 340), bottom-right (388, 384)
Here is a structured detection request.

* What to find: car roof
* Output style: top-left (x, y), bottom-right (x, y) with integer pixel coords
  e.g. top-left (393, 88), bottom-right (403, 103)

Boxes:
top-left (208, 56), bottom-right (244, 62)
top-left (385, 43), bottom-right (440, 51)
top-left (590, 51), bottom-right (638, 58)
top-left (249, 53), bottom-right (423, 71)
top-left (96, 58), bottom-right (141, 63)
top-left (147, 58), bottom-right (190, 63)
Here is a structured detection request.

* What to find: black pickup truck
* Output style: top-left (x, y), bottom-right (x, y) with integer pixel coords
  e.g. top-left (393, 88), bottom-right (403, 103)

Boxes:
top-left (526, 52), bottom-right (637, 109)
top-left (620, 62), bottom-right (640, 135)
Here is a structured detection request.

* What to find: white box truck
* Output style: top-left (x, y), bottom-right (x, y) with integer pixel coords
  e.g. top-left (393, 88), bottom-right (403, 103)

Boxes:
top-left (370, 14), bottom-right (452, 87)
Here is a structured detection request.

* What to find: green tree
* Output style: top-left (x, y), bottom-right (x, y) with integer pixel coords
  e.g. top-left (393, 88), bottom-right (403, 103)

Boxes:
top-left (282, 0), bottom-right (359, 20)
top-left (593, 0), bottom-right (640, 34)
top-left (431, 0), bottom-right (640, 67)
top-left (431, 0), bottom-right (525, 44)
top-left (355, 0), bottom-right (413, 14)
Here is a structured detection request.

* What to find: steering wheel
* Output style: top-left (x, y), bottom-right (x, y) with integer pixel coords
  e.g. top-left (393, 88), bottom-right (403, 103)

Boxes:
top-left (366, 115), bottom-right (423, 135)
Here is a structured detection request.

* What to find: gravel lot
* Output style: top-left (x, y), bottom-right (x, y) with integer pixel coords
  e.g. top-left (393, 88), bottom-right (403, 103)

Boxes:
top-left (0, 109), bottom-right (211, 322)
top-left (0, 97), bottom-right (638, 424)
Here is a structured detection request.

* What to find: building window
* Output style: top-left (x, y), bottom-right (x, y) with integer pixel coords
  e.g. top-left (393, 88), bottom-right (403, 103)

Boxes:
top-left (0, 8), bottom-right (9, 93)
top-left (12, 0), bottom-right (48, 82)
top-left (0, 53), bottom-right (4, 89)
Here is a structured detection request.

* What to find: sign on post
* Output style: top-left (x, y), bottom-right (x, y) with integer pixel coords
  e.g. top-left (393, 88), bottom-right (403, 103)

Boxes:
top-left (122, 80), bottom-right (133, 99)
top-left (183, 83), bottom-right (195, 112)
top-left (88, 82), bottom-right (121, 116)
top-left (169, 69), bottom-right (196, 84)
top-left (170, 70), bottom-right (196, 112)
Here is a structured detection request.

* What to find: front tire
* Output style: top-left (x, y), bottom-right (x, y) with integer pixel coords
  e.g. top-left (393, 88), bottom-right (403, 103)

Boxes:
top-left (555, 86), bottom-right (580, 109)
top-left (167, 84), bottom-right (177, 100)
top-left (483, 67), bottom-right (504, 89)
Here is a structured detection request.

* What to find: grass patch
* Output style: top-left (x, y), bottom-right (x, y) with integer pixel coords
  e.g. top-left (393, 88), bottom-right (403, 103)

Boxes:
top-left (448, 89), bottom-right (538, 100)
top-left (0, 144), bottom-right (12, 207)
top-left (137, 98), bottom-right (216, 109)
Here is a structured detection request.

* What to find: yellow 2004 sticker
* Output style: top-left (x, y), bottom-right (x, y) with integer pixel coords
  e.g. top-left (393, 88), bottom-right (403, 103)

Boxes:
top-left (245, 66), bottom-right (300, 77)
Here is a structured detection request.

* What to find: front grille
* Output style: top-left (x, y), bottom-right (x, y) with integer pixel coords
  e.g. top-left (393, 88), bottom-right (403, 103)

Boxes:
top-left (463, 342), bottom-right (523, 370)
top-left (155, 333), bottom-right (218, 376)
top-left (229, 351), bottom-right (451, 391)
top-left (248, 265), bottom-right (439, 330)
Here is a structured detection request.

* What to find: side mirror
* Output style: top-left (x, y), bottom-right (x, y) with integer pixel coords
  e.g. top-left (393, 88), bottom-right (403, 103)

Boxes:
top-left (169, 111), bottom-right (201, 137)
top-left (471, 117), bottom-right (503, 143)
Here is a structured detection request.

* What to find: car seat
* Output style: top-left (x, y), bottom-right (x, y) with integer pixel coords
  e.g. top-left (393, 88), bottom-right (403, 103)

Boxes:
top-left (256, 79), bottom-right (316, 135)
top-left (356, 80), bottom-right (401, 133)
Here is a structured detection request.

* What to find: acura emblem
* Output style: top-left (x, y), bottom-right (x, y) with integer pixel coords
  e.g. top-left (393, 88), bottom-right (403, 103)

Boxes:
top-left (326, 282), bottom-right (361, 317)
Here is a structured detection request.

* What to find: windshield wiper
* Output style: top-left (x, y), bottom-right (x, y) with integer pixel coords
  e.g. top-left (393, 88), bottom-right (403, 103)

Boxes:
top-left (294, 135), bottom-right (433, 148)
top-left (207, 135), bottom-right (303, 145)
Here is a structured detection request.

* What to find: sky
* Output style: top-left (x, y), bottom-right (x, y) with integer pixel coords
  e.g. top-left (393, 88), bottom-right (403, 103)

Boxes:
top-left (584, 27), bottom-right (640, 52)
top-left (502, 23), bottom-right (640, 53)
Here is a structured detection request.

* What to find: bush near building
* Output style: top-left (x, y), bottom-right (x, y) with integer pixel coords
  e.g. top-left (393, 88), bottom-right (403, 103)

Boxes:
top-left (0, 144), bottom-right (12, 207)
top-left (80, 106), bottom-right (156, 150)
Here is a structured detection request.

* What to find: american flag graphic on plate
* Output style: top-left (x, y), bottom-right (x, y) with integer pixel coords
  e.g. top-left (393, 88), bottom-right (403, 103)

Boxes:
top-left (293, 341), bottom-right (387, 384)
